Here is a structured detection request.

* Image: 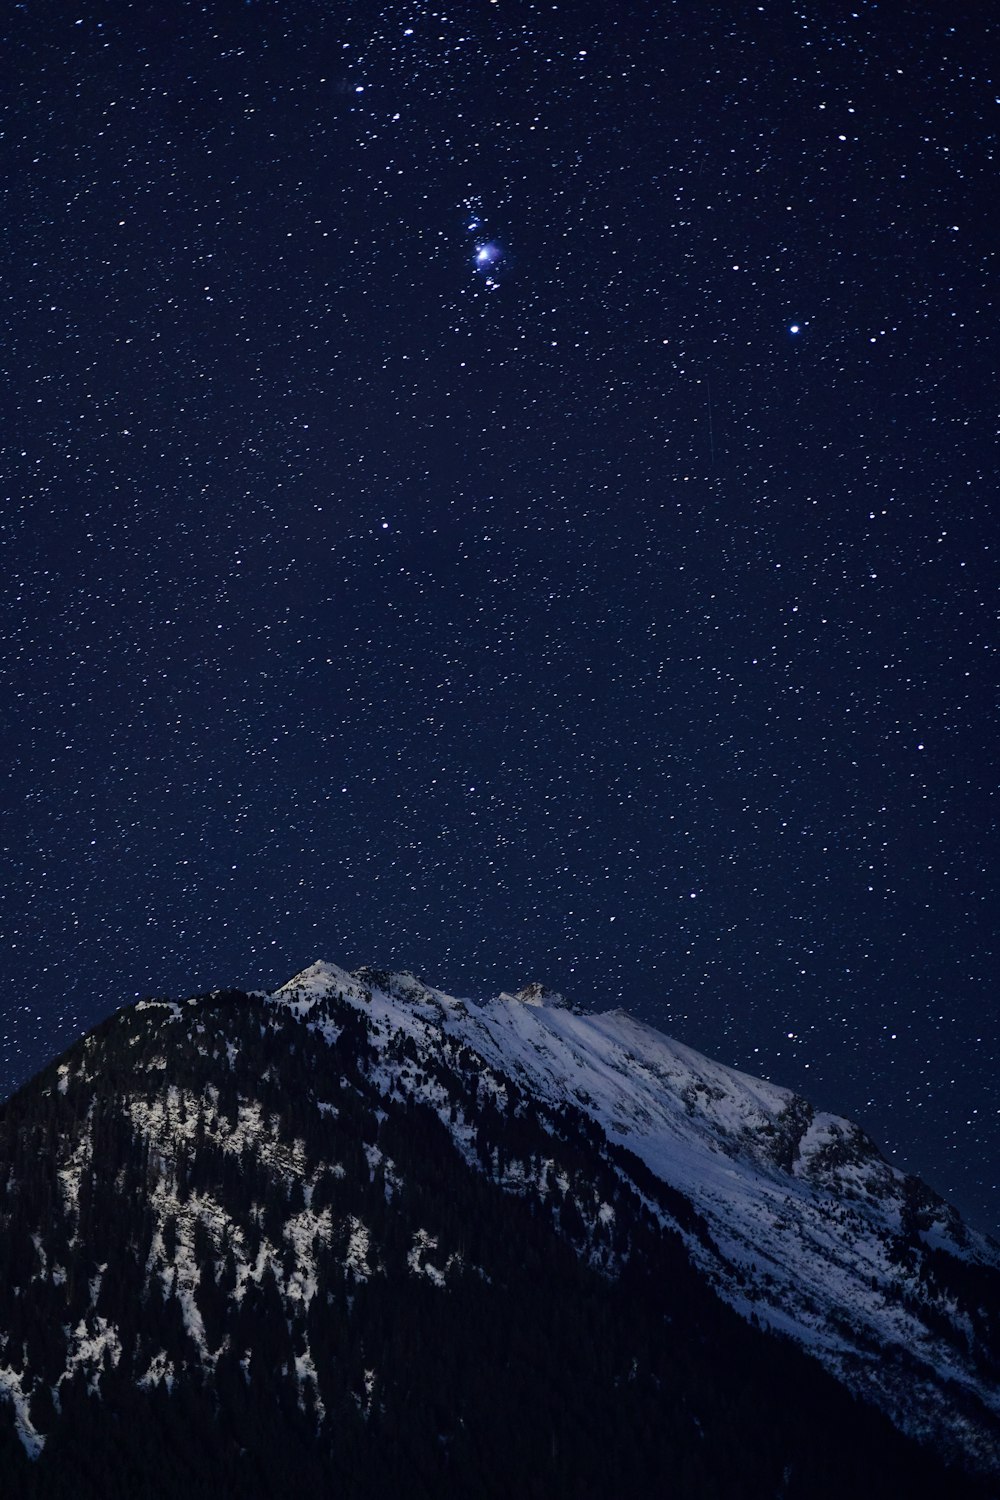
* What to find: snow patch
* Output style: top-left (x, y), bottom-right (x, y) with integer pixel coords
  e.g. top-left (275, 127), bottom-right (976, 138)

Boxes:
top-left (59, 1317), bottom-right (123, 1395)
top-left (345, 1216), bottom-right (373, 1282)
top-left (407, 1228), bottom-right (458, 1288)
top-left (0, 1366), bottom-right (45, 1458)
top-left (138, 1350), bottom-right (176, 1393)
top-left (283, 1208), bottom-right (333, 1307)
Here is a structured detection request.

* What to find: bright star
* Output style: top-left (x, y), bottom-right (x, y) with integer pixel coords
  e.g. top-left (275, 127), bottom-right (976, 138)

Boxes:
top-left (472, 240), bottom-right (506, 289)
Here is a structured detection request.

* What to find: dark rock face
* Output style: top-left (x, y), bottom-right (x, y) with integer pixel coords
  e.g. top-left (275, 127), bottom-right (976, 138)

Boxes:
top-left (0, 970), bottom-right (997, 1499)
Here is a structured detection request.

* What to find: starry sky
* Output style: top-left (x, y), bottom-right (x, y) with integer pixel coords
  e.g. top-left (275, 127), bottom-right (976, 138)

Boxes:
top-left (2, 1), bottom-right (996, 1230)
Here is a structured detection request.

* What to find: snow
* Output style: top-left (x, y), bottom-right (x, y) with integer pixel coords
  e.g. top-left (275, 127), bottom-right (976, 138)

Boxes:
top-left (407, 1229), bottom-right (451, 1287)
top-left (59, 1316), bottom-right (122, 1395)
top-left (283, 1209), bottom-right (333, 1307)
top-left (135, 1000), bottom-right (183, 1019)
top-left (345, 1217), bottom-right (373, 1282)
top-left (272, 959), bottom-right (1000, 1461)
top-left (127, 1088), bottom-right (311, 1184)
top-left (30, 1234), bottom-right (47, 1281)
top-left (138, 1350), bottom-right (175, 1393)
top-left (7, 954), bottom-right (994, 1469)
top-left (294, 1343), bottom-right (325, 1422)
top-left (0, 1366), bottom-right (45, 1457)
top-left (274, 960), bottom-right (362, 1017)
top-left (56, 1102), bottom-right (94, 1235)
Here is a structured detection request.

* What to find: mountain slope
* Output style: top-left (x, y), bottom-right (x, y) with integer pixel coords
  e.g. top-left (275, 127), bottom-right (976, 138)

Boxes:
top-left (0, 963), bottom-right (996, 1498)
top-left (280, 962), bottom-right (1000, 1471)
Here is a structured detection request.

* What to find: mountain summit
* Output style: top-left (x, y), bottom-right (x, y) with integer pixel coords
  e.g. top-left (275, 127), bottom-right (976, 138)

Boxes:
top-left (0, 963), bottom-right (997, 1498)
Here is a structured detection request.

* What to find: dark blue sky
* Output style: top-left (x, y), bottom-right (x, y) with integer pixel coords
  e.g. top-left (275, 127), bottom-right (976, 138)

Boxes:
top-left (2, 0), bottom-right (996, 1231)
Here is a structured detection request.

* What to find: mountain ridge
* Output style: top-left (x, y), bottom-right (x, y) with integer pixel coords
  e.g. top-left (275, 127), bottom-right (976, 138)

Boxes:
top-left (272, 960), bottom-right (1000, 1467)
top-left (0, 960), bottom-right (996, 1496)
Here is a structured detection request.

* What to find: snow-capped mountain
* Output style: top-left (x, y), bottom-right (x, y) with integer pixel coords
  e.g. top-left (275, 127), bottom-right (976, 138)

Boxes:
top-left (277, 962), bottom-right (1000, 1471)
top-left (0, 962), bottom-right (997, 1498)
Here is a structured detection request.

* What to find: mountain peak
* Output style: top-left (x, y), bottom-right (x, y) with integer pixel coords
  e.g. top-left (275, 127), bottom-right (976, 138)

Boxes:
top-left (278, 958), bottom-right (356, 995)
top-left (506, 981), bottom-right (569, 1009)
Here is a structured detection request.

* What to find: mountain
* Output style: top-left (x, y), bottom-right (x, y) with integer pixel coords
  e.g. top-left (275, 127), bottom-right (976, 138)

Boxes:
top-left (0, 961), bottom-right (997, 1498)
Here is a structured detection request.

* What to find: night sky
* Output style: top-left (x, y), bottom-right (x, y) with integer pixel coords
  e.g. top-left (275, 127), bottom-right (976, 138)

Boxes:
top-left (2, 2), bottom-right (996, 1231)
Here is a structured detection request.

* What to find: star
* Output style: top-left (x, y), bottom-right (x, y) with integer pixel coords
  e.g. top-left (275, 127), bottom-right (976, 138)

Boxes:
top-left (474, 241), bottom-right (503, 269)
